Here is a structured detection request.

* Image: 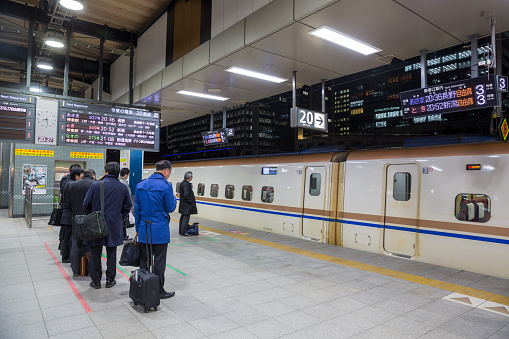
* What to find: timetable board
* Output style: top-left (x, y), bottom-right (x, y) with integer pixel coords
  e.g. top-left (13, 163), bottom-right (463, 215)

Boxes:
top-left (201, 128), bottom-right (228, 146)
top-left (400, 76), bottom-right (498, 119)
top-left (57, 101), bottom-right (160, 151)
top-left (0, 93), bottom-right (35, 143)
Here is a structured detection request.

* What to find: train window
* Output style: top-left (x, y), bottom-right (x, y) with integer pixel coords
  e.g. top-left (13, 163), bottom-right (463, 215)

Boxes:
top-left (242, 185), bottom-right (253, 201)
top-left (309, 173), bottom-right (321, 196)
top-left (225, 185), bottom-right (235, 199)
top-left (454, 193), bottom-right (491, 223)
top-left (210, 184), bottom-right (219, 198)
top-left (393, 172), bottom-right (411, 201)
top-left (197, 183), bottom-right (205, 196)
top-left (175, 182), bottom-right (181, 194)
top-left (261, 186), bottom-right (274, 203)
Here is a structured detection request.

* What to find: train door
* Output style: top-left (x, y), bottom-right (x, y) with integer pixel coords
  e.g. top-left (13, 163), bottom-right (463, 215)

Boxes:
top-left (383, 164), bottom-right (419, 258)
top-left (302, 166), bottom-right (326, 240)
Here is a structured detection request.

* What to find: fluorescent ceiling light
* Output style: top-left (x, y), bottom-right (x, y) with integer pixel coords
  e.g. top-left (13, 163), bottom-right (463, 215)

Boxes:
top-left (308, 26), bottom-right (381, 55)
top-left (177, 90), bottom-right (229, 101)
top-left (225, 67), bottom-right (287, 83)
top-left (37, 56), bottom-right (53, 70)
top-left (59, 0), bottom-right (84, 10)
top-left (30, 87), bottom-right (42, 93)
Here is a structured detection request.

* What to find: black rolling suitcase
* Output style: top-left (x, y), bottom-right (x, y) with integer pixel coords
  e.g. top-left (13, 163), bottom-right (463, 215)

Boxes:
top-left (129, 220), bottom-right (160, 313)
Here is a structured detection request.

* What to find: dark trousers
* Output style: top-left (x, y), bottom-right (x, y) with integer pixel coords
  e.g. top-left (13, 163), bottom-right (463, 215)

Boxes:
top-left (89, 245), bottom-right (117, 284)
top-left (179, 214), bottom-right (190, 235)
top-left (71, 236), bottom-right (90, 275)
top-left (140, 243), bottom-right (168, 293)
top-left (60, 226), bottom-right (72, 261)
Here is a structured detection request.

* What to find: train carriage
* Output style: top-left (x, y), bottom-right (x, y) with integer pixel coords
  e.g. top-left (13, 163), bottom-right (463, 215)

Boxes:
top-left (142, 141), bottom-right (509, 279)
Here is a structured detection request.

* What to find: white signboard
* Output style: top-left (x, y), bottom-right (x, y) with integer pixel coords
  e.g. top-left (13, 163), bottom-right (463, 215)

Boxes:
top-left (290, 107), bottom-right (328, 132)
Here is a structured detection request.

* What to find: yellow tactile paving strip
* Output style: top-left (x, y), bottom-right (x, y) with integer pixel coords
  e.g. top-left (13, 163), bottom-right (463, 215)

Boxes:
top-left (191, 222), bottom-right (509, 307)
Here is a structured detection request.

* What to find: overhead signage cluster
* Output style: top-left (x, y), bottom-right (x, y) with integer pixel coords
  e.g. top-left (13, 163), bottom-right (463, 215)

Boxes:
top-left (400, 76), bottom-right (502, 119)
top-left (58, 101), bottom-right (160, 152)
top-left (0, 93), bottom-right (35, 143)
top-left (290, 107), bottom-right (328, 132)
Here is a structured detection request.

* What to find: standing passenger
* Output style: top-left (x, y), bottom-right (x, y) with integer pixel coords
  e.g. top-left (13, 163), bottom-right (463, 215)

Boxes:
top-left (65, 169), bottom-right (96, 277)
top-left (119, 167), bottom-right (131, 240)
top-left (134, 160), bottom-right (177, 299)
top-left (83, 162), bottom-right (132, 289)
top-left (60, 164), bottom-right (84, 263)
top-left (178, 171), bottom-right (197, 236)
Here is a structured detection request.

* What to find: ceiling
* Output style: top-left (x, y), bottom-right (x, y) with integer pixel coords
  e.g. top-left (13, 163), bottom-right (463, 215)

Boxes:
top-left (0, 0), bottom-right (508, 127)
top-left (137, 0), bottom-right (509, 127)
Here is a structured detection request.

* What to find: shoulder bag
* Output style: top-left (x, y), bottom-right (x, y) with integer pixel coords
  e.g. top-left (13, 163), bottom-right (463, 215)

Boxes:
top-left (72, 181), bottom-right (108, 241)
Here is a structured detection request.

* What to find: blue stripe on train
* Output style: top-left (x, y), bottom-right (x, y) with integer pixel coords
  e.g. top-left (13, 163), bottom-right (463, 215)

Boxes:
top-left (195, 200), bottom-right (509, 245)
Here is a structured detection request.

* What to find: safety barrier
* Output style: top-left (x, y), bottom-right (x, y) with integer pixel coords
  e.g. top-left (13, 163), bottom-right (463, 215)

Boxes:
top-left (24, 186), bottom-right (57, 228)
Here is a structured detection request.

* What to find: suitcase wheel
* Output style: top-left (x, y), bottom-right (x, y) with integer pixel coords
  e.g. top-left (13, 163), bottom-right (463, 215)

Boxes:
top-left (154, 306), bottom-right (158, 311)
top-left (144, 309), bottom-right (148, 313)
top-left (133, 301), bottom-right (138, 306)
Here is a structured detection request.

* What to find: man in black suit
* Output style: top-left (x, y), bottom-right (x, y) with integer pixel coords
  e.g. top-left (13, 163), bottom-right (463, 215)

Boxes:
top-left (178, 171), bottom-right (197, 236)
top-left (64, 169), bottom-right (96, 277)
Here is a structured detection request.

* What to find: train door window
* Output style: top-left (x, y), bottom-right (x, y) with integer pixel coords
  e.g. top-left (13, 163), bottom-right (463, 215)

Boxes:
top-left (175, 182), bottom-right (181, 194)
top-left (309, 173), bottom-right (321, 196)
top-left (454, 193), bottom-right (491, 223)
top-left (393, 172), bottom-right (411, 201)
top-left (225, 185), bottom-right (235, 199)
top-left (197, 183), bottom-right (205, 196)
top-left (261, 186), bottom-right (274, 203)
top-left (242, 185), bottom-right (253, 201)
top-left (210, 184), bottom-right (219, 198)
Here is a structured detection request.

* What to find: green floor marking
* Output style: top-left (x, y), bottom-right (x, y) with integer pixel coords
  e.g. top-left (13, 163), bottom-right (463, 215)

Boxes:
top-left (166, 264), bottom-right (187, 276)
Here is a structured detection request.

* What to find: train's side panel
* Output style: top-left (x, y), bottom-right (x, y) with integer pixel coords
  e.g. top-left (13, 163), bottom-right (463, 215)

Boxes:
top-left (342, 142), bottom-right (509, 279)
top-left (170, 158), bottom-right (335, 241)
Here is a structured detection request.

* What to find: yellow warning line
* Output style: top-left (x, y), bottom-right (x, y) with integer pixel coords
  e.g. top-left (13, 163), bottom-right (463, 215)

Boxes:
top-left (195, 224), bottom-right (509, 307)
top-left (47, 226), bottom-right (53, 232)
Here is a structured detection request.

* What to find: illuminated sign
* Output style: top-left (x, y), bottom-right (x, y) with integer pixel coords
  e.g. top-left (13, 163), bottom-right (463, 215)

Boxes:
top-left (57, 101), bottom-right (160, 151)
top-left (0, 92), bottom-right (35, 143)
top-left (466, 164), bottom-right (481, 170)
top-left (497, 75), bottom-right (508, 92)
top-left (400, 76), bottom-right (498, 119)
top-left (201, 129), bottom-right (228, 146)
top-left (290, 107), bottom-right (328, 131)
top-left (261, 167), bottom-right (277, 175)
top-left (501, 118), bottom-right (508, 141)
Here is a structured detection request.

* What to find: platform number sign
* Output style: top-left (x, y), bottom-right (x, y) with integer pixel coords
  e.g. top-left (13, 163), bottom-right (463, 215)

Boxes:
top-left (290, 107), bottom-right (328, 132)
top-left (501, 118), bottom-right (509, 141)
top-left (497, 75), bottom-right (508, 93)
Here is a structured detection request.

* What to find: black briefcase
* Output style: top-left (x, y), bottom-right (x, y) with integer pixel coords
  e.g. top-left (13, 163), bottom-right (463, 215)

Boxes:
top-left (72, 181), bottom-right (108, 241)
top-left (48, 207), bottom-right (63, 226)
top-left (119, 237), bottom-right (141, 266)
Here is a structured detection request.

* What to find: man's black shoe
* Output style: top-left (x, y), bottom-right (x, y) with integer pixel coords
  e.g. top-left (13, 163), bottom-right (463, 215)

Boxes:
top-left (181, 233), bottom-right (188, 236)
top-left (62, 259), bottom-right (70, 263)
top-left (90, 281), bottom-right (101, 289)
top-left (105, 280), bottom-right (116, 288)
top-left (73, 273), bottom-right (80, 278)
top-left (160, 291), bottom-right (175, 299)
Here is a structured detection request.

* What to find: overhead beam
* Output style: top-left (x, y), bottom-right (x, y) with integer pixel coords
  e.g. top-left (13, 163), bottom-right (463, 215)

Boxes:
top-left (0, 0), bottom-right (135, 44)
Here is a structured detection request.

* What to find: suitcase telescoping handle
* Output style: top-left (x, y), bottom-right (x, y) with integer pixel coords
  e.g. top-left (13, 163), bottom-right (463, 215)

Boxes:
top-left (144, 220), bottom-right (154, 273)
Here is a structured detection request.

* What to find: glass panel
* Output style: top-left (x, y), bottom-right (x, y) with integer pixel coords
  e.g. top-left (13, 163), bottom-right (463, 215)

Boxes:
top-left (210, 184), bottom-right (219, 198)
top-left (175, 182), bottom-right (180, 194)
top-left (225, 184), bottom-right (235, 199)
top-left (261, 186), bottom-right (274, 203)
top-left (393, 172), bottom-right (411, 201)
top-left (309, 173), bottom-right (321, 196)
top-left (242, 185), bottom-right (253, 201)
top-left (454, 193), bottom-right (491, 223)
top-left (197, 183), bottom-right (205, 196)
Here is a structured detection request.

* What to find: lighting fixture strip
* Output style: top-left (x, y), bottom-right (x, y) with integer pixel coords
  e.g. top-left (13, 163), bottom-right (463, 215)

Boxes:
top-left (225, 67), bottom-right (287, 83)
top-left (177, 90), bottom-right (229, 101)
top-left (309, 26), bottom-right (381, 56)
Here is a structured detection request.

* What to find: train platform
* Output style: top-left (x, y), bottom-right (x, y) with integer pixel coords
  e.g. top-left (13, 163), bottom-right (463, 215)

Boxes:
top-left (1, 209), bottom-right (508, 339)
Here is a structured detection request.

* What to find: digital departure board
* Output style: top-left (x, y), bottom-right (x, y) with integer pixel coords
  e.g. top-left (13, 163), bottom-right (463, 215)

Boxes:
top-left (201, 128), bottom-right (230, 146)
top-left (0, 93), bottom-right (35, 143)
top-left (400, 76), bottom-right (498, 119)
top-left (58, 101), bottom-right (160, 151)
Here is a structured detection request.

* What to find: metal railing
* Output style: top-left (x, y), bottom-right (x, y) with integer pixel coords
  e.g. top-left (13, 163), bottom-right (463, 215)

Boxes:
top-left (24, 186), bottom-right (58, 228)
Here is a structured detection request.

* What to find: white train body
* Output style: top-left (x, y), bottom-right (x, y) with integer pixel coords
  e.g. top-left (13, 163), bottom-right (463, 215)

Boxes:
top-left (143, 142), bottom-right (509, 279)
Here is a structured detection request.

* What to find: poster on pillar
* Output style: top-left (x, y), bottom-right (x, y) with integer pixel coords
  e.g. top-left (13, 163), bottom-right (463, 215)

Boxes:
top-left (22, 164), bottom-right (47, 195)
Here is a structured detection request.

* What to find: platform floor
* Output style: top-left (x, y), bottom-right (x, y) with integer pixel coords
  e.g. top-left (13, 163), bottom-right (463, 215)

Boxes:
top-left (1, 209), bottom-right (508, 339)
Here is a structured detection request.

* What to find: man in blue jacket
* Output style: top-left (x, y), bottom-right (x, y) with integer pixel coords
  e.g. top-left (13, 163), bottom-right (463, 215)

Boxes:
top-left (83, 162), bottom-right (132, 289)
top-left (135, 160), bottom-right (177, 299)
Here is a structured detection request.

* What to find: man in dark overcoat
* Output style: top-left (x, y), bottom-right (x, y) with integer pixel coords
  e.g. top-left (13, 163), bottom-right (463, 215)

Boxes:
top-left (178, 171), bottom-right (197, 236)
top-left (83, 162), bottom-right (132, 289)
top-left (60, 164), bottom-right (84, 263)
top-left (65, 169), bottom-right (96, 277)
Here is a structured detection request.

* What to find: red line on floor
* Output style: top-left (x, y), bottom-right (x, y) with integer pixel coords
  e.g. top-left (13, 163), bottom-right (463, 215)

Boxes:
top-left (43, 242), bottom-right (92, 313)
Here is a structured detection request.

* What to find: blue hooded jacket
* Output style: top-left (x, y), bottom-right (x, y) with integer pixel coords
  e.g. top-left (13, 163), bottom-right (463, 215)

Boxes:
top-left (135, 172), bottom-right (177, 244)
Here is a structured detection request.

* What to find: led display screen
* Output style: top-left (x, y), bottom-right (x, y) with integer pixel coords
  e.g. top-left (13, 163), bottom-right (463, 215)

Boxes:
top-left (0, 93), bottom-right (35, 143)
top-left (201, 129), bottom-right (228, 146)
top-left (57, 101), bottom-right (160, 151)
top-left (400, 76), bottom-right (498, 119)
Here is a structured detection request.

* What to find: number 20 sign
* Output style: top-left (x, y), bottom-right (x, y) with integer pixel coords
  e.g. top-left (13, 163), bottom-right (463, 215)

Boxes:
top-left (290, 107), bottom-right (328, 132)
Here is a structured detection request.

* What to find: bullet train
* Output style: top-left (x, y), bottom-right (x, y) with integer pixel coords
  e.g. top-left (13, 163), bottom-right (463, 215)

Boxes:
top-left (143, 141), bottom-right (509, 279)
